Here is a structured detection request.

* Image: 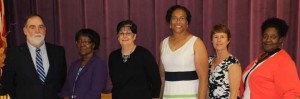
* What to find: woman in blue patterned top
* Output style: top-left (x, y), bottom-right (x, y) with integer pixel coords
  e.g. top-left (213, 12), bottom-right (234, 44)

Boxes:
top-left (208, 24), bottom-right (242, 99)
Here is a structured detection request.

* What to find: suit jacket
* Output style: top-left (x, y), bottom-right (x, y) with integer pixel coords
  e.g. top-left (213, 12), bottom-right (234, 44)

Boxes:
top-left (59, 54), bottom-right (108, 99)
top-left (1, 42), bottom-right (67, 99)
top-left (240, 49), bottom-right (300, 99)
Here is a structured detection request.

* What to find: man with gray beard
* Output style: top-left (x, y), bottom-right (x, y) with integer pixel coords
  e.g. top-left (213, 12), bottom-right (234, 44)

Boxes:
top-left (1, 14), bottom-right (67, 99)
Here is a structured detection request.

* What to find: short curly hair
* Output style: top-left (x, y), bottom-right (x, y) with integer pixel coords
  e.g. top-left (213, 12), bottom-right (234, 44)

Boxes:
top-left (166, 5), bottom-right (191, 24)
top-left (261, 17), bottom-right (289, 38)
top-left (75, 28), bottom-right (100, 50)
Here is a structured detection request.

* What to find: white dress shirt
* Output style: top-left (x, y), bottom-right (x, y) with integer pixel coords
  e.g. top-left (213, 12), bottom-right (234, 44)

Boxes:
top-left (27, 42), bottom-right (50, 76)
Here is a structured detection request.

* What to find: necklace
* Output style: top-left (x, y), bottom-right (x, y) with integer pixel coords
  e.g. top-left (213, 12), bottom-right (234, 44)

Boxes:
top-left (121, 45), bottom-right (136, 63)
top-left (122, 54), bottom-right (130, 63)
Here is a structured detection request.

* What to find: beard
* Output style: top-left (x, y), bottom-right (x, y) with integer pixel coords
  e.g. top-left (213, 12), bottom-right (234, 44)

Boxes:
top-left (27, 34), bottom-right (45, 47)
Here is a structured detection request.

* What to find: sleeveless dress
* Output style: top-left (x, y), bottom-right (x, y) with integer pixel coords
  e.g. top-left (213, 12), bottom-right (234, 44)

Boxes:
top-left (161, 36), bottom-right (199, 99)
top-left (208, 55), bottom-right (239, 99)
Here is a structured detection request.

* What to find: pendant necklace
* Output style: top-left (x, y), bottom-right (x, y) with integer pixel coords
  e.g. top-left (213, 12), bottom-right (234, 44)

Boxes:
top-left (122, 45), bottom-right (136, 63)
top-left (122, 54), bottom-right (130, 63)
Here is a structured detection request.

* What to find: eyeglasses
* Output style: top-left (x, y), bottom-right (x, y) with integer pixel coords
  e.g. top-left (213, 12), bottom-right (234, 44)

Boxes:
top-left (27, 25), bottom-right (46, 30)
top-left (262, 34), bottom-right (279, 40)
top-left (76, 40), bottom-right (91, 45)
top-left (171, 16), bottom-right (186, 22)
top-left (118, 32), bottom-right (134, 36)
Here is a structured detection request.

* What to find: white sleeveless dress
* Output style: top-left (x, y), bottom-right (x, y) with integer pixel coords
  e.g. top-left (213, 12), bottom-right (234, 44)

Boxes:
top-left (161, 36), bottom-right (199, 99)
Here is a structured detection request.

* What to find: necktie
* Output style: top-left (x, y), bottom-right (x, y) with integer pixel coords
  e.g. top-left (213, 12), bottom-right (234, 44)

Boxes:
top-left (36, 48), bottom-right (45, 82)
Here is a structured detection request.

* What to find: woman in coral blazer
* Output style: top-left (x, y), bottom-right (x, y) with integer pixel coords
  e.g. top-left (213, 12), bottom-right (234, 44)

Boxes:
top-left (240, 17), bottom-right (300, 99)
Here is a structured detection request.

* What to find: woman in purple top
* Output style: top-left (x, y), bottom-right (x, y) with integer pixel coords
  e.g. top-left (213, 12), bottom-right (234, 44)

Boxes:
top-left (59, 29), bottom-right (108, 99)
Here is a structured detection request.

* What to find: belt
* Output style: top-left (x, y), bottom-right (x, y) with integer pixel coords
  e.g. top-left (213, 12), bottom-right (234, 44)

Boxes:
top-left (165, 71), bottom-right (198, 81)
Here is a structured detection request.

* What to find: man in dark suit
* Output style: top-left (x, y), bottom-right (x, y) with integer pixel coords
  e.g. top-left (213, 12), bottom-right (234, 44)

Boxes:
top-left (1, 14), bottom-right (67, 99)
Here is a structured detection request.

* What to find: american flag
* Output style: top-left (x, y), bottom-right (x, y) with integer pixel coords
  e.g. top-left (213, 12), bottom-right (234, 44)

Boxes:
top-left (0, 0), bottom-right (6, 77)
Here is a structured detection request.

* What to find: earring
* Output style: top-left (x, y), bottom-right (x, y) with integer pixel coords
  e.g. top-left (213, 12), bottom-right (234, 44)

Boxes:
top-left (187, 25), bottom-right (189, 30)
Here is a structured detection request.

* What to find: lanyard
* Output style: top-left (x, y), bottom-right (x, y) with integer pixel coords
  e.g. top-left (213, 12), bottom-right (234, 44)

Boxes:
top-left (71, 67), bottom-right (84, 99)
top-left (243, 48), bottom-right (281, 90)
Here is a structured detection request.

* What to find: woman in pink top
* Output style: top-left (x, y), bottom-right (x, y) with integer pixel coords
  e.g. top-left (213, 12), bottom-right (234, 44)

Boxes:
top-left (240, 17), bottom-right (300, 99)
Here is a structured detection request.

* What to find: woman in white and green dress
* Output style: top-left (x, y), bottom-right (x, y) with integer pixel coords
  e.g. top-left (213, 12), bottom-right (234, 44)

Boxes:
top-left (159, 5), bottom-right (209, 99)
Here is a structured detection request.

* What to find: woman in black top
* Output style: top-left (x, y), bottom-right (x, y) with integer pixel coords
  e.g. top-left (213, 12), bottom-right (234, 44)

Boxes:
top-left (108, 20), bottom-right (161, 99)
